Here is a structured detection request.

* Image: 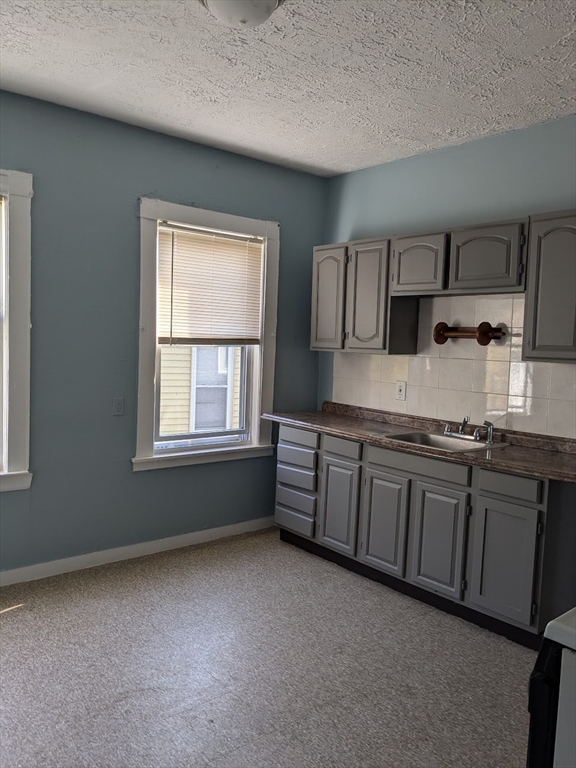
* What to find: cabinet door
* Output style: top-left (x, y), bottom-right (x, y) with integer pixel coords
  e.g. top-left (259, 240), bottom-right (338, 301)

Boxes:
top-left (410, 482), bottom-right (468, 599)
top-left (449, 221), bottom-right (526, 292)
top-left (317, 456), bottom-right (360, 556)
top-left (359, 468), bottom-right (410, 577)
top-left (310, 245), bottom-right (347, 350)
top-left (523, 211), bottom-right (576, 362)
top-left (391, 233), bottom-right (447, 294)
top-left (470, 497), bottom-right (539, 626)
top-left (345, 240), bottom-right (389, 350)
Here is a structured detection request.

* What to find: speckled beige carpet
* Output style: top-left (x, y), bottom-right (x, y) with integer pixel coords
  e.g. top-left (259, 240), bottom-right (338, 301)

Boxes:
top-left (0, 527), bottom-right (534, 768)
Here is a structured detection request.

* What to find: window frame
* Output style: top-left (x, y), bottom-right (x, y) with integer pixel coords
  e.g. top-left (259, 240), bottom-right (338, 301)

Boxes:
top-left (133, 199), bottom-right (279, 471)
top-left (0, 170), bottom-right (33, 493)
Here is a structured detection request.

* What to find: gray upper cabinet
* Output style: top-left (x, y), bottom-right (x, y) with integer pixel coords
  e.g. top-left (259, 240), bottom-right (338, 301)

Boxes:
top-left (448, 220), bottom-right (527, 293)
top-left (310, 238), bottom-right (418, 355)
top-left (523, 210), bottom-right (576, 362)
top-left (345, 240), bottom-right (389, 350)
top-left (310, 245), bottom-right (347, 350)
top-left (469, 497), bottom-right (539, 626)
top-left (317, 455), bottom-right (360, 556)
top-left (409, 481), bottom-right (468, 600)
top-left (359, 468), bottom-right (410, 577)
top-left (391, 233), bottom-right (447, 294)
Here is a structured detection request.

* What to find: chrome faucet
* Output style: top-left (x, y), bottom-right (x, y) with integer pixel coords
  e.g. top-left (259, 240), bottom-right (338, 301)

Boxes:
top-left (444, 416), bottom-right (470, 437)
top-left (473, 420), bottom-right (494, 444)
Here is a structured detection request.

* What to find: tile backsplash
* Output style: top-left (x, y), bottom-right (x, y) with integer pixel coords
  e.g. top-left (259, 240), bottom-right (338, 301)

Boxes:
top-left (332, 294), bottom-right (576, 439)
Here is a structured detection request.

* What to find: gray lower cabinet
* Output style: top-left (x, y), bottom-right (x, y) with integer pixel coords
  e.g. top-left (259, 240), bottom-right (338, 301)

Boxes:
top-left (448, 220), bottom-right (527, 292)
top-left (523, 210), bottom-right (576, 362)
top-left (359, 468), bottom-right (410, 577)
top-left (310, 245), bottom-right (347, 350)
top-left (391, 233), bottom-right (447, 294)
top-left (274, 427), bottom-right (574, 634)
top-left (317, 456), bottom-right (361, 556)
top-left (345, 240), bottom-right (389, 350)
top-left (409, 481), bottom-right (469, 600)
top-left (469, 496), bottom-right (539, 626)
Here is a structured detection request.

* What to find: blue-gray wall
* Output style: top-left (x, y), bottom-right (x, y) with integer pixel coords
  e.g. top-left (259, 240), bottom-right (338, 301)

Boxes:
top-left (0, 92), bottom-right (326, 571)
top-left (319, 115), bottom-right (576, 404)
top-left (2, 92), bottom-right (575, 572)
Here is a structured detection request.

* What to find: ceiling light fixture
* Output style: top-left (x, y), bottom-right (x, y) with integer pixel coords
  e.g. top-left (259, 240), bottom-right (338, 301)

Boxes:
top-left (200, 0), bottom-right (286, 29)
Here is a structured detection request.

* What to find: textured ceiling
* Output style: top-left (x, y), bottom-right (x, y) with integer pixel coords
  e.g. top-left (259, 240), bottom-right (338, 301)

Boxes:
top-left (1, 0), bottom-right (575, 176)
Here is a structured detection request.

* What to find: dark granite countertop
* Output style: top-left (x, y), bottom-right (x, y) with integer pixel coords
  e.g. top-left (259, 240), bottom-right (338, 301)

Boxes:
top-left (263, 402), bottom-right (576, 483)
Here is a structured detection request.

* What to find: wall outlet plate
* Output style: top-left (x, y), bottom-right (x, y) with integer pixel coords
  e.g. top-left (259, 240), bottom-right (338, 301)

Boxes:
top-left (395, 381), bottom-right (407, 401)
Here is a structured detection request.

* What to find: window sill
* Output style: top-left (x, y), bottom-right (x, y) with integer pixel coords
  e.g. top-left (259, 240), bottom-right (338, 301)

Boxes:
top-left (132, 444), bottom-right (275, 472)
top-left (0, 471), bottom-right (33, 492)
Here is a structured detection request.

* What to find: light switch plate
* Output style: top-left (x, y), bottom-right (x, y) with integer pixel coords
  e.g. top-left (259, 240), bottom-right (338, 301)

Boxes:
top-left (112, 397), bottom-right (124, 416)
top-left (395, 381), bottom-right (407, 401)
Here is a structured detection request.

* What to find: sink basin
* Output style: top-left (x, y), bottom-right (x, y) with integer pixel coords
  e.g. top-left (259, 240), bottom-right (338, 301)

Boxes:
top-left (386, 432), bottom-right (507, 453)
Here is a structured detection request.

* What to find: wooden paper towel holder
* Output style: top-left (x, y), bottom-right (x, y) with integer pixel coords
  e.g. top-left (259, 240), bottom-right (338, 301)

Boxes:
top-left (433, 322), bottom-right (506, 347)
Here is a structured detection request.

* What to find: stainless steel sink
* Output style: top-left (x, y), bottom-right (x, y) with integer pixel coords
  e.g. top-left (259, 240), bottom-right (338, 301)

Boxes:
top-left (386, 432), bottom-right (507, 453)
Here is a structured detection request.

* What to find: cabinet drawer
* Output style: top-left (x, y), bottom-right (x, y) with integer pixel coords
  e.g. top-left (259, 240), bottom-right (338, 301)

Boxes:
top-left (323, 435), bottom-right (362, 460)
top-left (279, 425), bottom-right (319, 449)
top-left (277, 444), bottom-right (316, 470)
top-left (478, 469), bottom-right (542, 504)
top-left (275, 505), bottom-right (315, 538)
top-left (276, 485), bottom-right (316, 517)
top-left (277, 463), bottom-right (316, 492)
top-left (367, 445), bottom-right (470, 486)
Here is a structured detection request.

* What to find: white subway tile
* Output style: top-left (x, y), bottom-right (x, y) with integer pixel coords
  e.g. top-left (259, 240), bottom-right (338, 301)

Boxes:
top-left (416, 325), bottom-right (440, 358)
top-left (509, 331), bottom-right (524, 362)
top-left (448, 296), bottom-right (477, 326)
top-left (549, 363), bottom-right (576, 401)
top-left (509, 362), bottom-right (551, 399)
top-left (437, 389), bottom-right (471, 421)
top-left (506, 397), bottom-right (548, 434)
top-left (473, 332), bottom-right (512, 362)
top-left (405, 385), bottom-right (438, 418)
top-left (438, 337), bottom-right (475, 360)
top-left (438, 358), bottom-right (473, 391)
top-left (334, 353), bottom-right (381, 381)
top-left (429, 295), bottom-right (453, 326)
top-left (471, 360), bottom-right (510, 395)
top-left (475, 297), bottom-right (513, 329)
top-left (408, 356), bottom-right (439, 388)
top-left (547, 400), bottom-right (576, 439)
top-left (512, 295), bottom-right (525, 327)
top-left (381, 356), bottom-right (409, 384)
top-left (332, 377), bottom-right (381, 409)
top-left (470, 393), bottom-right (508, 427)
top-left (380, 382), bottom-right (407, 413)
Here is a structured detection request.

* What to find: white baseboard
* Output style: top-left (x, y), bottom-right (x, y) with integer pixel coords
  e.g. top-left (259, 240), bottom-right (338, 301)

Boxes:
top-left (0, 516), bottom-right (275, 586)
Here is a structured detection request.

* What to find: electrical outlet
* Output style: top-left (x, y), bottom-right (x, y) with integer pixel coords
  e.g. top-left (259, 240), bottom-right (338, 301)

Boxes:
top-left (395, 381), bottom-right (407, 401)
top-left (112, 397), bottom-right (124, 416)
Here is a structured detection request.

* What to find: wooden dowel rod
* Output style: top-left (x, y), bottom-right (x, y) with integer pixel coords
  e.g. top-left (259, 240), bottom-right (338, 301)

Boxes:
top-left (433, 321), bottom-right (506, 346)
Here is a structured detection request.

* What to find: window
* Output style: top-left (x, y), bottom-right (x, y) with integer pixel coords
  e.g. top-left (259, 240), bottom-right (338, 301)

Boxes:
top-left (0, 170), bottom-right (33, 492)
top-left (133, 199), bottom-right (279, 470)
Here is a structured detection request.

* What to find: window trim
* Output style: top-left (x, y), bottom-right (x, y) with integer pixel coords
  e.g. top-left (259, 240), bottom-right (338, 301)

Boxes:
top-left (0, 170), bottom-right (33, 493)
top-left (133, 198), bottom-right (279, 471)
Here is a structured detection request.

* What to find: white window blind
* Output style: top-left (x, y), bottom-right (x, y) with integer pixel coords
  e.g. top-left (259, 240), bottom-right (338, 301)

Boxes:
top-left (157, 225), bottom-right (264, 345)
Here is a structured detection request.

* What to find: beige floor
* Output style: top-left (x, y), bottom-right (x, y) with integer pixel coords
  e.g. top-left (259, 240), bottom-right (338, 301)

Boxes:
top-left (0, 528), bottom-right (535, 768)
